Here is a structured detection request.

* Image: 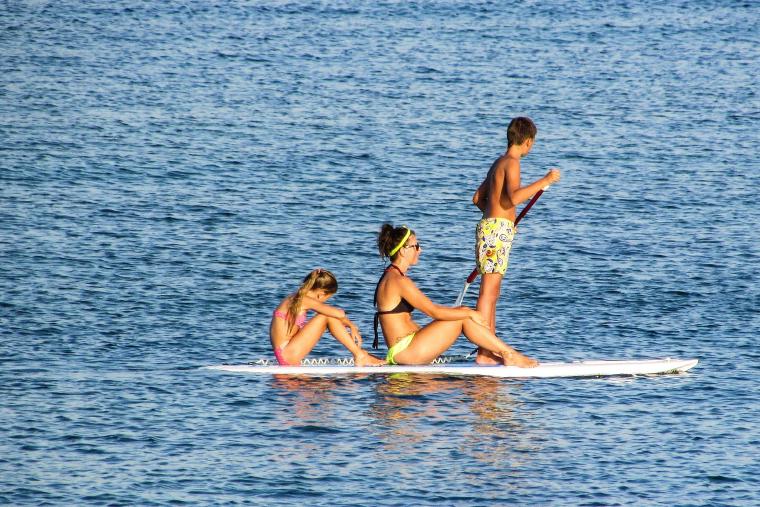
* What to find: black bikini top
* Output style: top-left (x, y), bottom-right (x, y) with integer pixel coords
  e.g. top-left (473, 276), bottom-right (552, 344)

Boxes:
top-left (373, 265), bottom-right (414, 349)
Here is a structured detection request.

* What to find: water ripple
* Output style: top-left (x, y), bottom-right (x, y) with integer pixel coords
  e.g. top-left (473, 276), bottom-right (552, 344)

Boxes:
top-left (2, 0), bottom-right (759, 505)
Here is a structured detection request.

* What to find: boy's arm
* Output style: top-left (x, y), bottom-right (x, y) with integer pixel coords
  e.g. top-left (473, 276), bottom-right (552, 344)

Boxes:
top-left (506, 160), bottom-right (560, 206)
top-left (472, 179), bottom-right (487, 212)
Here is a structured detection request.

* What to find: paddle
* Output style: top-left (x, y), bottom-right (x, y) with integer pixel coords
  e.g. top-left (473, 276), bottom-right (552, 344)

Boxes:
top-left (454, 187), bottom-right (548, 306)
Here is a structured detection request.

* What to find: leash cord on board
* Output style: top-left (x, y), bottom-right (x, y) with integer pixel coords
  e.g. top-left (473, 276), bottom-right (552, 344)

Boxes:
top-left (237, 352), bottom-right (478, 367)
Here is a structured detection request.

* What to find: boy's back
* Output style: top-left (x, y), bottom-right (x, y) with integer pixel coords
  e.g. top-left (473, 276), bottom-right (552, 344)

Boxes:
top-left (475, 152), bottom-right (525, 222)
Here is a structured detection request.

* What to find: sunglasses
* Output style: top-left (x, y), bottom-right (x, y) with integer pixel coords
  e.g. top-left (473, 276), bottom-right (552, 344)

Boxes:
top-left (404, 243), bottom-right (421, 251)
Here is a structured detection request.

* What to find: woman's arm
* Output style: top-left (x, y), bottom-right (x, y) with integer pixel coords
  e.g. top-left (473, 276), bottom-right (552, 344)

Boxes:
top-left (398, 277), bottom-right (479, 322)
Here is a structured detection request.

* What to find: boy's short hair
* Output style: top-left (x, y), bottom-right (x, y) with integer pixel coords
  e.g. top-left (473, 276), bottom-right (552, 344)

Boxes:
top-left (507, 117), bottom-right (537, 148)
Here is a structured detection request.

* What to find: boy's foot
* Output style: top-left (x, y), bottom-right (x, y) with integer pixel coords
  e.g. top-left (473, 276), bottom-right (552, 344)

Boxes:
top-left (499, 349), bottom-right (539, 368)
top-left (354, 350), bottom-right (386, 367)
top-left (475, 347), bottom-right (502, 365)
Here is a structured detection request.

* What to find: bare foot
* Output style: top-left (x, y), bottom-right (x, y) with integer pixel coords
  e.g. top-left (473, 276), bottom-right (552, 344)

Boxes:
top-left (354, 350), bottom-right (386, 367)
top-left (475, 347), bottom-right (501, 365)
top-left (500, 349), bottom-right (539, 368)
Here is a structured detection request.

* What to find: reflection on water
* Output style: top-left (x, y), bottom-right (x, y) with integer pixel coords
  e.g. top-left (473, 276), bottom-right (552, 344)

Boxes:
top-left (269, 375), bottom-right (347, 424)
top-left (368, 374), bottom-right (544, 469)
top-left (265, 372), bottom-right (545, 467)
top-left (2, 0), bottom-right (757, 501)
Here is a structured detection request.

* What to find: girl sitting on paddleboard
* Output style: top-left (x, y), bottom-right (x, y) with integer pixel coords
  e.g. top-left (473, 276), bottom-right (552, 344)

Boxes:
top-left (374, 224), bottom-right (538, 367)
top-left (270, 268), bottom-right (385, 366)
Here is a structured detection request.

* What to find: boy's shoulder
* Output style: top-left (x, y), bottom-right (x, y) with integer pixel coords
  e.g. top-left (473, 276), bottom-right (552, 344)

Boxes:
top-left (481, 154), bottom-right (520, 186)
top-left (492, 153), bottom-right (520, 173)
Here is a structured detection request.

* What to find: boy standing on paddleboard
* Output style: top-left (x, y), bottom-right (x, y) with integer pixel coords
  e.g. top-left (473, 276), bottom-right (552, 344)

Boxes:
top-left (470, 117), bottom-right (560, 364)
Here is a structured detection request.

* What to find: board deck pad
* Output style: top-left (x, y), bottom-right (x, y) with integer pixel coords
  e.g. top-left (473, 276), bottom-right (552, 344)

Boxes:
top-left (204, 358), bottom-right (698, 378)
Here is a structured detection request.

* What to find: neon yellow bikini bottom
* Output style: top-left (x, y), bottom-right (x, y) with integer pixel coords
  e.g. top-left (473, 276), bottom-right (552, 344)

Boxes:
top-left (386, 332), bottom-right (415, 365)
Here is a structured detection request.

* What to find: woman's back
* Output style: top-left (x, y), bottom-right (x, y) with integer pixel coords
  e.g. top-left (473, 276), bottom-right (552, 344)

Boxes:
top-left (374, 266), bottom-right (418, 347)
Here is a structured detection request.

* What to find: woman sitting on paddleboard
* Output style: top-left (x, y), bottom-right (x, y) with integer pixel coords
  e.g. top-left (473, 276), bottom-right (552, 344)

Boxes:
top-left (374, 224), bottom-right (538, 367)
top-left (271, 269), bottom-right (385, 366)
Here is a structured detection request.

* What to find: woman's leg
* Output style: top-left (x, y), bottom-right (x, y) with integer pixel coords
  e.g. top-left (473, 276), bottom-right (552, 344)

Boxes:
top-left (461, 319), bottom-right (537, 367)
top-left (393, 318), bottom-right (538, 367)
top-left (391, 320), bottom-right (464, 365)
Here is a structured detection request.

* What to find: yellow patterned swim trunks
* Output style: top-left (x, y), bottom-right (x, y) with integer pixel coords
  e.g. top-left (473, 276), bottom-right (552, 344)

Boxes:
top-left (475, 217), bottom-right (516, 275)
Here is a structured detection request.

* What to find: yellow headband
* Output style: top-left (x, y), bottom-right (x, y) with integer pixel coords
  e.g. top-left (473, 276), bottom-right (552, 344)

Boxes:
top-left (388, 227), bottom-right (411, 257)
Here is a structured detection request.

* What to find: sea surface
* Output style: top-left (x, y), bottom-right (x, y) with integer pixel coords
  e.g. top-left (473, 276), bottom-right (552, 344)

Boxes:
top-left (2, 0), bottom-right (759, 505)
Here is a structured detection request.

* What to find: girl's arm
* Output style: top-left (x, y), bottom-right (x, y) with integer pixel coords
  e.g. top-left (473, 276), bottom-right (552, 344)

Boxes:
top-left (302, 296), bottom-right (362, 344)
top-left (302, 296), bottom-right (347, 321)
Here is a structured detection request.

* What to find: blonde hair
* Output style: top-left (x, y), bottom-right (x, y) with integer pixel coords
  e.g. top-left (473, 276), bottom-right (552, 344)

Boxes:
top-left (286, 269), bottom-right (338, 330)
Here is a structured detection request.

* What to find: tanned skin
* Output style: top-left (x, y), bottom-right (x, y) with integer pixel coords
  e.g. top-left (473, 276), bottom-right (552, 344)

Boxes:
top-left (471, 138), bottom-right (560, 364)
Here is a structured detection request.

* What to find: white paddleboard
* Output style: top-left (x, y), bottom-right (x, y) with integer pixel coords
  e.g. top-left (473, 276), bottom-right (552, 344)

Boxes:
top-left (204, 358), bottom-right (698, 378)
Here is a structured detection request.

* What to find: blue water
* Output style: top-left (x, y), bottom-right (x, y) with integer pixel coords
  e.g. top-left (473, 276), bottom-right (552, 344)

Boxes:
top-left (2, 0), bottom-right (758, 505)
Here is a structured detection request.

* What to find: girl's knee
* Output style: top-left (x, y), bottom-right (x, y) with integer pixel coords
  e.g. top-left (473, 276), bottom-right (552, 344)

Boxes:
top-left (324, 315), bottom-right (344, 328)
top-left (305, 314), bottom-right (330, 331)
top-left (325, 316), bottom-right (348, 334)
top-left (312, 314), bottom-right (329, 324)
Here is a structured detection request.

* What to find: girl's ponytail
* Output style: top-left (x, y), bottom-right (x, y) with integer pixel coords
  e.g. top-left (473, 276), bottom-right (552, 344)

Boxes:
top-left (286, 269), bottom-right (339, 331)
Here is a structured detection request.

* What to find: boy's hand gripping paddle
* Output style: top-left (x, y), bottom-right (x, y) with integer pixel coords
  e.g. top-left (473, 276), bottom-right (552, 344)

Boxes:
top-left (454, 187), bottom-right (548, 306)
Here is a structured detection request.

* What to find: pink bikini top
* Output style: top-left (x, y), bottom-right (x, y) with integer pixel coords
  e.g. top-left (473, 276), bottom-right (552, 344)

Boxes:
top-left (273, 309), bottom-right (307, 329)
